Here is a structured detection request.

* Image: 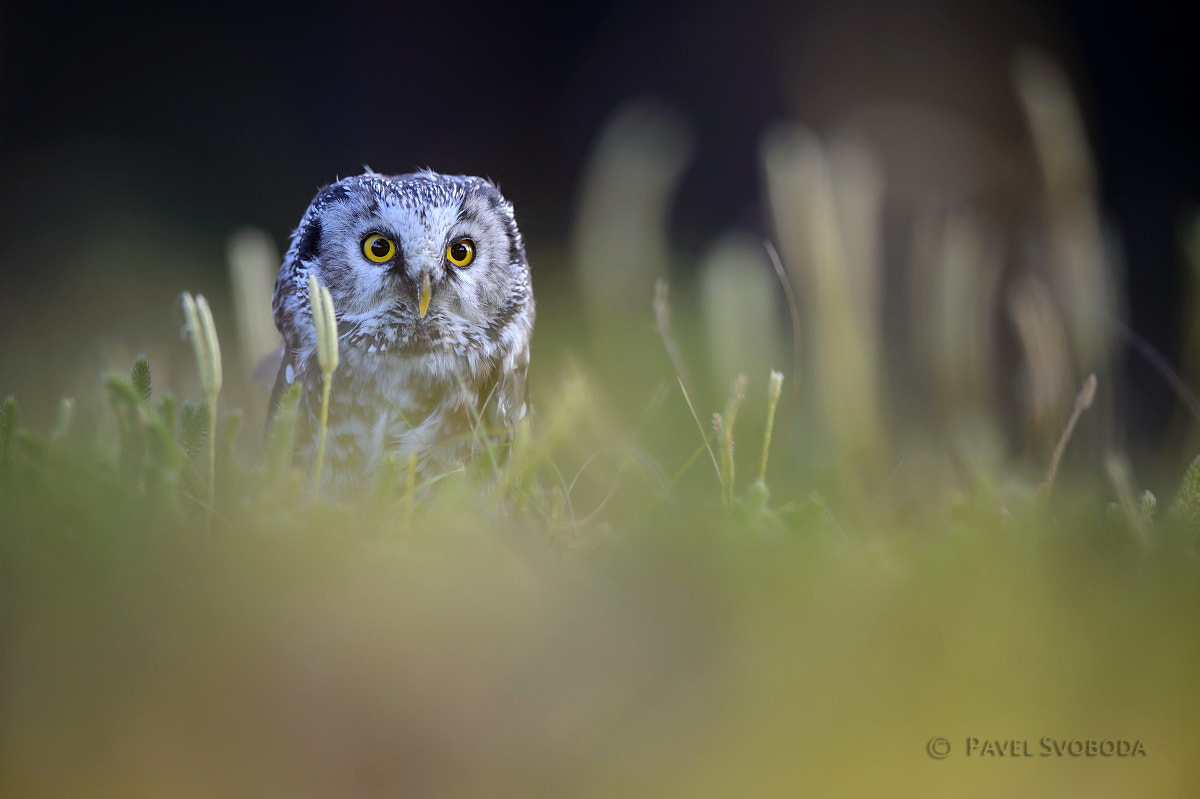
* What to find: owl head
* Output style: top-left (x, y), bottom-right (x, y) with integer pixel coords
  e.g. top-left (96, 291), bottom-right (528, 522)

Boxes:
top-left (272, 169), bottom-right (533, 358)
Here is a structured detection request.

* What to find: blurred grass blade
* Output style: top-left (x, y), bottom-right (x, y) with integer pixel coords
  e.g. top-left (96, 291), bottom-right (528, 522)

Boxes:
top-left (227, 227), bottom-right (282, 375)
top-left (698, 235), bottom-right (785, 399)
top-left (1014, 48), bottom-right (1118, 373)
top-left (182, 291), bottom-right (223, 525)
top-left (0, 396), bottom-right (18, 479)
top-left (762, 124), bottom-right (886, 488)
top-left (307, 274), bottom-right (339, 496)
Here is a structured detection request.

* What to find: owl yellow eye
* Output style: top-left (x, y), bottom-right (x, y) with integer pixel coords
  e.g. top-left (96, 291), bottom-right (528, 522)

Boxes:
top-left (362, 234), bottom-right (396, 263)
top-left (446, 238), bottom-right (475, 268)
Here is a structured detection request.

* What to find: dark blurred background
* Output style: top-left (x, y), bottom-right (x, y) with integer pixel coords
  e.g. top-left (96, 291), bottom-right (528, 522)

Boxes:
top-left (0, 0), bottom-right (1197, 450)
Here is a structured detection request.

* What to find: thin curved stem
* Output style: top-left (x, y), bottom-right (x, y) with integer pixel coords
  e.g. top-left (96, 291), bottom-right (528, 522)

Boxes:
top-left (312, 373), bottom-right (332, 497)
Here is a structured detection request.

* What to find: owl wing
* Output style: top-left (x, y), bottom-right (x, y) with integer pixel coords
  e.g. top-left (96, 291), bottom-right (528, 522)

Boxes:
top-left (265, 346), bottom-right (300, 431)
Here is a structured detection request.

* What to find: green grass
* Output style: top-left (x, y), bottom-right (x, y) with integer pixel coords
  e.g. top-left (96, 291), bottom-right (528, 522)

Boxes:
top-left (2, 296), bottom-right (1198, 797)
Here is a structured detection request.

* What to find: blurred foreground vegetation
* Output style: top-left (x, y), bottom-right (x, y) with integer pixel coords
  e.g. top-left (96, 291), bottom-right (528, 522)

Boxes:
top-left (3, 52), bottom-right (1200, 798)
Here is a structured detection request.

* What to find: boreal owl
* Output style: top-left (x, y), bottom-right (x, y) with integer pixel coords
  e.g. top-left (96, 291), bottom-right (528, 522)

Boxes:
top-left (271, 169), bottom-right (534, 492)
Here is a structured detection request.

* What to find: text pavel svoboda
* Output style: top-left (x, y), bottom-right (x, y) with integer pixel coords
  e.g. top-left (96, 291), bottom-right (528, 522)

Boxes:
top-left (965, 738), bottom-right (1146, 757)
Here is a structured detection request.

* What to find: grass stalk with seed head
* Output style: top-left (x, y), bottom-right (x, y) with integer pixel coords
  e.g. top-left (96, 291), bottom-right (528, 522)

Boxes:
top-left (758, 370), bottom-right (784, 485)
top-left (308, 274), bottom-right (339, 497)
top-left (712, 413), bottom-right (727, 508)
top-left (718, 375), bottom-right (747, 508)
top-left (653, 279), bottom-right (692, 391)
top-left (654, 280), bottom-right (720, 486)
top-left (1038, 372), bottom-right (1097, 504)
top-left (182, 292), bottom-right (222, 525)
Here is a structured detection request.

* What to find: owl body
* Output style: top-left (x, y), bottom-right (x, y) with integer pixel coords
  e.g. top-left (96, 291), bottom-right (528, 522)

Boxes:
top-left (272, 170), bottom-right (534, 491)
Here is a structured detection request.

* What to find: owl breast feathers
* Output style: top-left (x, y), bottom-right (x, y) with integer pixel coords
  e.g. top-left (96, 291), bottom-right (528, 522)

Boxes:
top-left (271, 169), bottom-right (534, 492)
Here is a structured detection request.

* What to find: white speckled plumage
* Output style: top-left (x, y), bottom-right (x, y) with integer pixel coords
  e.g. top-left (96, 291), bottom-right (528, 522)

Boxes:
top-left (271, 170), bottom-right (534, 492)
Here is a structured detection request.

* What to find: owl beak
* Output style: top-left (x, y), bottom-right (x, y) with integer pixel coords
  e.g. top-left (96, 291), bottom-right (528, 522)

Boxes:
top-left (418, 272), bottom-right (432, 319)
